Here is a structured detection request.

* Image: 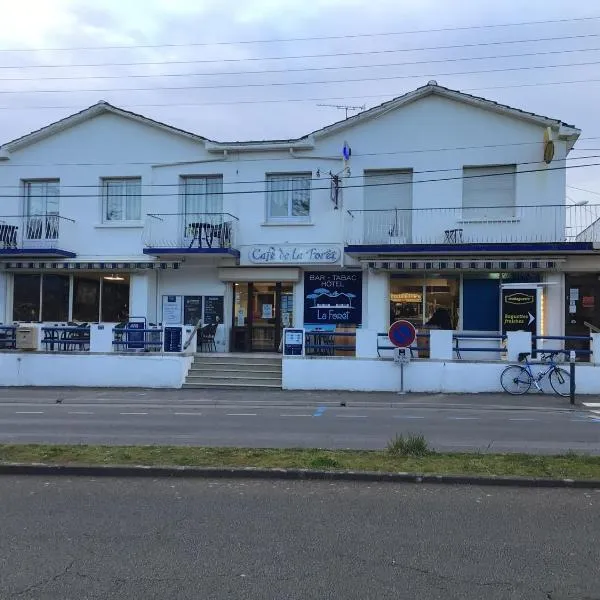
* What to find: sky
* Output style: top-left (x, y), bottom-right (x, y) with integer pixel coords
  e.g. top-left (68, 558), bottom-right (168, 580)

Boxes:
top-left (0, 0), bottom-right (599, 202)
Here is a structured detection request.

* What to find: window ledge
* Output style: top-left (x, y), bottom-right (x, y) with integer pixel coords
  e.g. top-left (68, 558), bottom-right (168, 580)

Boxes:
top-left (457, 218), bottom-right (520, 225)
top-left (261, 221), bottom-right (314, 227)
top-left (94, 222), bottom-right (144, 229)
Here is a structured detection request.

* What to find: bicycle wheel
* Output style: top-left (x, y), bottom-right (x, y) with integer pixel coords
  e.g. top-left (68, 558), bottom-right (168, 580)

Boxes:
top-left (549, 367), bottom-right (571, 397)
top-left (501, 365), bottom-right (532, 395)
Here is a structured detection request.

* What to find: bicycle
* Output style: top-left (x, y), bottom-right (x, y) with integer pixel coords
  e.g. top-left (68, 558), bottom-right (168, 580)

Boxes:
top-left (500, 351), bottom-right (571, 397)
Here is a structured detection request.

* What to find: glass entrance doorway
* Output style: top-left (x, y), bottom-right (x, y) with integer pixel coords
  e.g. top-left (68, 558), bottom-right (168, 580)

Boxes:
top-left (231, 282), bottom-right (294, 352)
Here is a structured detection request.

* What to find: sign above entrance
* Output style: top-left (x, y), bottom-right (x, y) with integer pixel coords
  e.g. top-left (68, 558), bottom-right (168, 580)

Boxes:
top-left (242, 244), bottom-right (341, 266)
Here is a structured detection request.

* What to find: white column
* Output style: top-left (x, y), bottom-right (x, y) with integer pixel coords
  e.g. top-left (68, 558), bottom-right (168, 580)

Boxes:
top-left (591, 333), bottom-right (600, 365)
top-left (430, 329), bottom-right (453, 360)
top-left (355, 269), bottom-right (388, 359)
top-left (506, 331), bottom-right (532, 362)
top-left (542, 273), bottom-right (564, 337)
top-left (0, 272), bottom-right (8, 323)
top-left (129, 273), bottom-right (151, 322)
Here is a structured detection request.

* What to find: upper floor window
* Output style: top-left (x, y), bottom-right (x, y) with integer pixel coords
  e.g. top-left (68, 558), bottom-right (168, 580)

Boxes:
top-left (266, 173), bottom-right (311, 222)
top-left (23, 179), bottom-right (60, 240)
top-left (182, 176), bottom-right (223, 217)
top-left (102, 177), bottom-right (141, 222)
top-left (462, 165), bottom-right (516, 220)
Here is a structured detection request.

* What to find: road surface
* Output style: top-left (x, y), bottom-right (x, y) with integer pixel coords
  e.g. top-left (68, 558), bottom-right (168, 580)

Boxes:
top-left (1, 476), bottom-right (599, 599)
top-left (0, 388), bottom-right (598, 452)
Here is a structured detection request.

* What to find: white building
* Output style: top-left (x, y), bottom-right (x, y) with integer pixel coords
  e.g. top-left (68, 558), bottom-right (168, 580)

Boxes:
top-left (0, 81), bottom-right (598, 388)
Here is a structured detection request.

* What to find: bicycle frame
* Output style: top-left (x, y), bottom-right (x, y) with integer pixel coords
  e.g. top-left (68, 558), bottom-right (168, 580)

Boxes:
top-left (522, 354), bottom-right (559, 391)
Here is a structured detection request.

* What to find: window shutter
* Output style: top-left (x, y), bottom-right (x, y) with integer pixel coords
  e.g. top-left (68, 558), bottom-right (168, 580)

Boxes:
top-left (462, 165), bottom-right (516, 219)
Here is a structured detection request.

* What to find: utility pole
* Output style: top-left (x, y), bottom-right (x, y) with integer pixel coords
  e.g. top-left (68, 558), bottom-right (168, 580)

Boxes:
top-left (317, 103), bottom-right (366, 119)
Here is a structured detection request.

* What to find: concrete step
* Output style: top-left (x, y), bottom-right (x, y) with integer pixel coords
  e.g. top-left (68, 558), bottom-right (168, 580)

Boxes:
top-left (188, 367), bottom-right (282, 375)
top-left (182, 382), bottom-right (282, 389)
top-left (187, 371), bottom-right (282, 381)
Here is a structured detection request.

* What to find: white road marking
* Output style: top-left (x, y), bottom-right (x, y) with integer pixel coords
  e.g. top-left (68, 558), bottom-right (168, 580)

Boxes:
top-left (280, 414), bottom-right (312, 417)
top-left (448, 417), bottom-right (479, 420)
top-left (174, 412), bottom-right (203, 416)
top-left (119, 412), bottom-right (148, 415)
top-left (227, 413), bottom-right (257, 416)
top-left (509, 417), bottom-right (535, 421)
top-left (336, 415), bottom-right (368, 418)
top-left (67, 411), bottom-right (94, 415)
top-left (582, 403), bottom-right (600, 408)
top-left (15, 411), bottom-right (44, 414)
top-left (591, 410), bottom-right (600, 416)
top-left (394, 415), bottom-right (425, 419)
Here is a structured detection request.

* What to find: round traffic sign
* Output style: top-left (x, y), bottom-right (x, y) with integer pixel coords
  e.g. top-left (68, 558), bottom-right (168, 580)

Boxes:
top-left (388, 320), bottom-right (416, 348)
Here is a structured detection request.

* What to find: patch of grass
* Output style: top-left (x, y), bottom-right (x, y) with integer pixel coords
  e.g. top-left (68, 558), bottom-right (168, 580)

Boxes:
top-left (0, 444), bottom-right (599, 480)
top-left (387, 433), bottom-right (430, 457)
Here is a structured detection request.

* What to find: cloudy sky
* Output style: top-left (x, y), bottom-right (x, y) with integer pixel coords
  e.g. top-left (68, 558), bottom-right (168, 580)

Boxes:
top-left (0, 0), bottom-right (599, 200)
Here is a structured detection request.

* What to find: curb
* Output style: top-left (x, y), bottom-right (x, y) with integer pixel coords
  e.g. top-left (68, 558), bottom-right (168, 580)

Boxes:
top-left (1, 463), bottom-right (599, 488)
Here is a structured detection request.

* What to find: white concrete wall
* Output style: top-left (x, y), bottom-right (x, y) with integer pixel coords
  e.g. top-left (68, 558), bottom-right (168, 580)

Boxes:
top-left (283, 356), bottom-right (600, 394)
top-left (0, 352), bottom-right (192, 388)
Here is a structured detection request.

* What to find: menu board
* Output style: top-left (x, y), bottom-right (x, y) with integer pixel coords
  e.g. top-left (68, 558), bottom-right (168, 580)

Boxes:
top-left (164, 326), bottom-right (182, 353)
top-left (162, 295), bottom-right (183, 325)
top-left (204, 295), bottom-right (224, 325)
top-left (184, 296), bottom-right (203, 326)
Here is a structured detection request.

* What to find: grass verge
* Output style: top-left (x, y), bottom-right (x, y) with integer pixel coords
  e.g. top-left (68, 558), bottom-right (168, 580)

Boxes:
top-left (0, 444), bottom-right (599, 480)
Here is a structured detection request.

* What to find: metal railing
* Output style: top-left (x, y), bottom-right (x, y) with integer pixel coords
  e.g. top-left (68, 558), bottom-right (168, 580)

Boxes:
top-left (533, 335), bottom-right (593, 360)
top-left (453, 333), bottom-right (506, 359)
top-left (305, 331), bottom-right (356, 357)
top-left (0, 214), bottom-right (74, 250)
top-left (377, 332), bottom-right (430, 358)
top-left (0, 325), bottom-right (16, 349)
top-left (112, 324), bottom-right (163, 352)
top-left (345, 203), bottom-right (600, 245)
top-left (143, 212), bottom-right (239, 250)
top-left (41, 325), bottom-right (90, 352)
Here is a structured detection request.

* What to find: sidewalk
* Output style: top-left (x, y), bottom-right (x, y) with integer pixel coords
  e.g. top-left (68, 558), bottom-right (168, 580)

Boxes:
top-left (0, 387), bottom-right (589, 411)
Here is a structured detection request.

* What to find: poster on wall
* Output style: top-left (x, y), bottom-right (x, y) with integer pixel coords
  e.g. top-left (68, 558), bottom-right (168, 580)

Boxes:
top-left (162, 295), bottom-right (183, 325)
top-left (183, 296), bottom-right (203, 326)
top-left (303, 271), bottom-right (362, 325)
top-left (204, 295), bottom-right (224, 324)
top-left (501, 288), bottom-right (537, 334)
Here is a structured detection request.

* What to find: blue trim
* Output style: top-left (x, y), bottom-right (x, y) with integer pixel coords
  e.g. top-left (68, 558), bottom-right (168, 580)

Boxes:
top-left (143, 247), bottom-right (240, 257)
top-left (345, 242), bottom-right (596, 255)
top-left (0, 248), bottom-right (76, 258)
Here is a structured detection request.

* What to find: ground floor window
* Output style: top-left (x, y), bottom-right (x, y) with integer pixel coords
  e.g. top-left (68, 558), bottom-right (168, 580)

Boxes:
top-left (390, 274), bottom-right (459, 329)
top-left (12, 272), bottom-right (130, 322)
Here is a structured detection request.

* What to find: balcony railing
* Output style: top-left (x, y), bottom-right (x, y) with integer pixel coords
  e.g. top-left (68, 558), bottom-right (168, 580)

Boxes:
top-left (0, 214), bottom-right (75, 255)
top-left (345, 204), bottom-right (600, 246)
top-left (143, 212), bottom-right (239, 255)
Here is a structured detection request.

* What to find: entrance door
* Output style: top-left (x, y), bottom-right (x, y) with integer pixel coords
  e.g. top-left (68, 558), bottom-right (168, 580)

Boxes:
top-left (565, 273), bottom-right (600, 361)
top-left (231, 282), bottom-right (294, 352)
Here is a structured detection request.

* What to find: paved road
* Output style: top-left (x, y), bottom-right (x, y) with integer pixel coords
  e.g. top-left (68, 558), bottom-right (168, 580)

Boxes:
top-left (0, 388), bottom-right (598, 453)
top-left (1, 476), bottom-right (599, 599)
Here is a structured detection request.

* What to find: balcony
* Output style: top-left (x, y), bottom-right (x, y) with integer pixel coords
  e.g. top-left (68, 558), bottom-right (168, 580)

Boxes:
top-left (345, 204), bottom-right (600, 255)
top-left (143, 212), bottom-right (240, 257)
top-left (0, 215), bottom-right (76, 257)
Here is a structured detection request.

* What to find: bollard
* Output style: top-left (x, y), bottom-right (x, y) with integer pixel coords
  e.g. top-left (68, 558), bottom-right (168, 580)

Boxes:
top-left (569, 350), bottom-right (576, 406)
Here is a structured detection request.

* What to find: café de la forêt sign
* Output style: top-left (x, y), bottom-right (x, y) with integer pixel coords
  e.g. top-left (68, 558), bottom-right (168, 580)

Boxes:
top-left (243, 244), bottom-right (342, 266)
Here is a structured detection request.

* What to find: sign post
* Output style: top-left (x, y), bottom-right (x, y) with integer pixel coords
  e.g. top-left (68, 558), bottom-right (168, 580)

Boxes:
top-left (388, 320), bottom-right (416, 395)
top-left (283, 328), bottom-right (305, 356)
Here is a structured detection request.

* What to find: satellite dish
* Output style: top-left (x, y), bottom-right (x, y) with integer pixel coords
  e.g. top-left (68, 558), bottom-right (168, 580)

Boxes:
top-left (543, 127), bottom-right (555, 164)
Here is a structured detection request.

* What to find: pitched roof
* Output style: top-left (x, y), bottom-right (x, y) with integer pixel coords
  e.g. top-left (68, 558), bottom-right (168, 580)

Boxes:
top-left (0, 82), bottom-right (581, 155)
top-left (1, 101), bottom-right (208, 152)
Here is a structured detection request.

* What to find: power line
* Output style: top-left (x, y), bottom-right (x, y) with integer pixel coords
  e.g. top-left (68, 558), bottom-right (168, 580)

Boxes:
top-left (2, 138), bottom-right (599, 169)
top-left (0, 161), bottom-right (599, 198)
top-left (0, 33), bottom-right (597, 71)
top-left (2, 15), bottom-right (599, 53)
top-left (0, 154), bottom-right (597, 189)
top-left (3, 46), bottom-right (600, 84)
top-left (0, 59), bottom-right (597, 95)
top-left (567, 185), bottom-right (600, 197)
top-left (0, 76), bottom-right (598, 110)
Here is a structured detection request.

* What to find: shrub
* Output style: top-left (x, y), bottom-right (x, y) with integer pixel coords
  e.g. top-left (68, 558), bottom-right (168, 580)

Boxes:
top-left (386, 433), bottom-right (430, 457)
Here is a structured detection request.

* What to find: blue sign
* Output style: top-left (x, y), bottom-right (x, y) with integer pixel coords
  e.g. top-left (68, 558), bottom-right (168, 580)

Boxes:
top-left (126, 321), bottom-right (144, 350)
top-left (304, 271), bottom-right (362, 325)
top-left (283, 328), bottom-right (304, 356)
top-left (164, 327), bottom-right (182, 353)
top-left (388, 320), bottom-right (416, 348)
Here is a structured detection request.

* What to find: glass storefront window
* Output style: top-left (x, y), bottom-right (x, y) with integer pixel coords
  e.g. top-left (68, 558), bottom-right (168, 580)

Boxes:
top-left (41, 275), bottom-right (70, 322)
top-left (13, 274), bottom-right (41, 321)
top-left (73, 276), bottom-right (100, 322)
top-left (102, 276), bottom-right (130, 322)
top-left (389, 274), bottom-right (459, 329)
